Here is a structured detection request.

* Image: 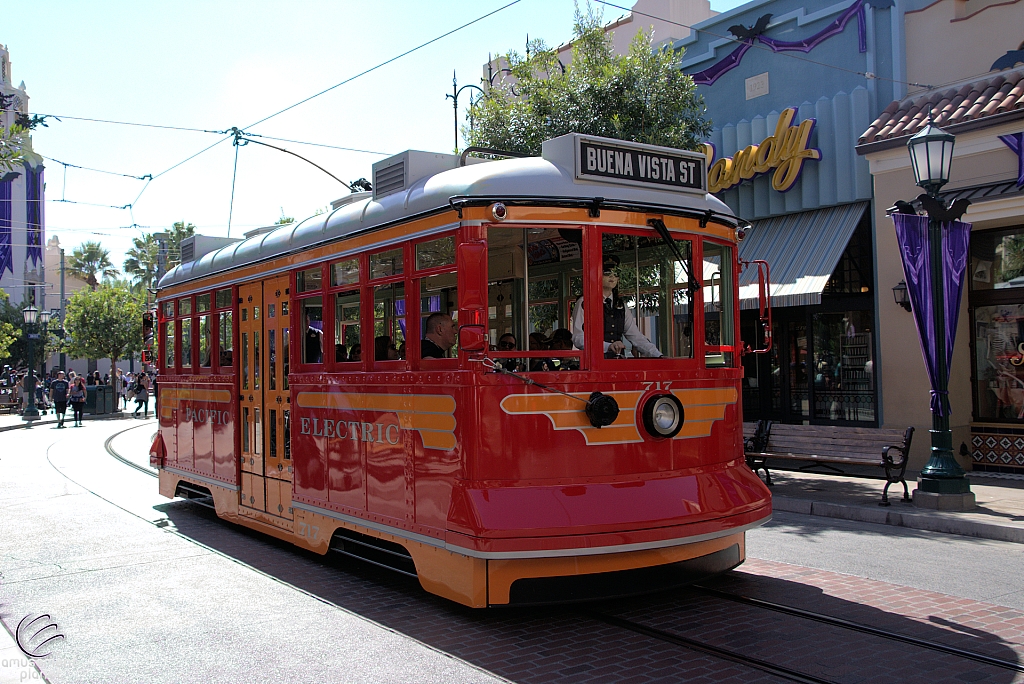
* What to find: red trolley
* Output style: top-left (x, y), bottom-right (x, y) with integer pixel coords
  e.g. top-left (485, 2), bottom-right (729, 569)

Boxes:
top-left (151, 133), bottom-right (772, 607)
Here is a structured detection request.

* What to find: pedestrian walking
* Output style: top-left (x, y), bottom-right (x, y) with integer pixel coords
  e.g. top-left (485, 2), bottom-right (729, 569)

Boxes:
top-left (49, 370), bottom-right (70, 428)
top-left (69, 377), bottom-right (86, 427)
top-left (133, 373), bottom-right (150, 418)
top-left (116, 369), bottom-right (127, 409)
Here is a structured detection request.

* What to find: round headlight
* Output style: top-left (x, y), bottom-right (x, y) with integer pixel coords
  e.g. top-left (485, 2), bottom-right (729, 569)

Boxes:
top-left (641, 394), bottom-right (684, 438)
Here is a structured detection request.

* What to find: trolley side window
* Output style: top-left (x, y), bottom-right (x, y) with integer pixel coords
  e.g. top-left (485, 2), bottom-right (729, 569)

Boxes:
top-left (295, 265), bottom-right (325, 366)
top-left (216, 288), bottom-right (233, 368)
top-left (486, 226), bottom-right (583, 372)
top-left (373, 283), bottom-right (404, 361)
top-left (330, 257), bottom-right (361, 365)
top-left (162, 301), bottom-right (175, 372)
top-left (599, 230), bottom-right (695, 360)
top-left (417, 235), bottom-right (458, 364)
top-left (178, 297), bottom-right (193, 368)
top-left (197, 294), bottom-right (212, 368)
top-left (703, 241), bottom-right (735, 368)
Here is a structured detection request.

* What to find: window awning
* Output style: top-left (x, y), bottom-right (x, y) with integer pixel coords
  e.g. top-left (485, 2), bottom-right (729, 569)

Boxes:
top-left (737, 202), bottom-right (867, 309)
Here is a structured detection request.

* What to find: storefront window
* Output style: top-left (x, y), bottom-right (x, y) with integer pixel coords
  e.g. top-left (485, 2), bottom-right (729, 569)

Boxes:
top-left (973, 304), bottom-right (1024, 421)
top-left (811, 311), bottom-right (875, 422)
top-left (971, 227), bottom-right (1024, 424)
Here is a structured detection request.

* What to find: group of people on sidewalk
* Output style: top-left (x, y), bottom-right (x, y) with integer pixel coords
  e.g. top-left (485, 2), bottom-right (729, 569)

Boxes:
top-left (44, 368), bottom-right (153, 428)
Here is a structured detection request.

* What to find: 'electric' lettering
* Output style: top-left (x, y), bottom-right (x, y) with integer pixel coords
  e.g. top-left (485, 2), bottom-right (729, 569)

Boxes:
top-left (299, 418), bottom-right (400, 444)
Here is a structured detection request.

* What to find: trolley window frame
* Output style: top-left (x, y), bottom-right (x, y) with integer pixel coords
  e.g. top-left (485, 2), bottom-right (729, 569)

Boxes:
top-left (326, 253), bottom-right (367, 372)
top-left (292, 262), bottom-right (329, 372)
top-left (413, 230), bottom-right (459, 370)
top-left (367, 243), bottom-right (411, 371)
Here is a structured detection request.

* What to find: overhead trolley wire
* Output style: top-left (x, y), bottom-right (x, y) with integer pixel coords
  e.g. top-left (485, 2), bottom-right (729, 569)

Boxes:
top-left (240, 0), bottom-right (524, 132)
top-left (41, 155), bottom-right (153, 181)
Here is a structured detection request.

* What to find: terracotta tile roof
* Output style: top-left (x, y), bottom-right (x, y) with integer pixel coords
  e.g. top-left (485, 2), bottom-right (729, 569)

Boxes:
top-left (858, 68), bottom-right (1024, 147)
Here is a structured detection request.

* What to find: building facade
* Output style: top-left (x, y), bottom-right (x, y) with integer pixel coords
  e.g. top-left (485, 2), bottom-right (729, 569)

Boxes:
top-left (857, 0), bottom-right (1024, 474)
top-left (678, 0), bottom-right (907, 436)
top-left (0, 43), bottom-right (46, 310)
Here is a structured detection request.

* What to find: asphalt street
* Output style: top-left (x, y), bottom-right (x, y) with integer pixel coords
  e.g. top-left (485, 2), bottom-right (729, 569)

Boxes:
top-left (747, 511), bottom-right (1024, 610)
top-left (2, 419), bottom-right (1022, 683)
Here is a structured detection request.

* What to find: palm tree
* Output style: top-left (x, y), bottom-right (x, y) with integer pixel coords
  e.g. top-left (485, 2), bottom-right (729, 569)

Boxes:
top-left (167, 221), bottom-right (196, 271)
top-left (67, 241), bottom-right (120, 290)
top-left (123, 233), bottom-right (159, 292)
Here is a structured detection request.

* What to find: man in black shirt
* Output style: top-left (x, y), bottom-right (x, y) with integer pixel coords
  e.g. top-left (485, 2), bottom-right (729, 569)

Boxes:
top-left (421, 312), bottom-right (456, 359)
top-left (49, 371), bottom-right (70, 428)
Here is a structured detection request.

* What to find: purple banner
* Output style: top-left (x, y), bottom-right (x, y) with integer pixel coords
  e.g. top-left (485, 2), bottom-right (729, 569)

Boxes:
top-left (759, 0), bottom-right (867, 54)
top-left (0, 180), bottom-right (11, 277)
top-left (999, 132), bottom-right (1024, 187)
top-left (690, 0), bottom-right (867, 87)
top-left (25, 164), bottom-right (42, 267)
top-left (691, 40), bottom-right (754, 86)
top-left (893, 213), bottom-right (972, 416)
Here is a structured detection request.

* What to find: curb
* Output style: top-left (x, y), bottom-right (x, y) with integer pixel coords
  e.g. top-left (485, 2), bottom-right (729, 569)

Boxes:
top-left (0, 412), bottom-right (138, 433)
top-left (772, 495), bottom-right (1024, 545)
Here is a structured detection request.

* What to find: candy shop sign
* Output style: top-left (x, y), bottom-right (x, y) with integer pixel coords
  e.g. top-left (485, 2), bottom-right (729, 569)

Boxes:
top-left (706, 107), bottom-right (821, 194)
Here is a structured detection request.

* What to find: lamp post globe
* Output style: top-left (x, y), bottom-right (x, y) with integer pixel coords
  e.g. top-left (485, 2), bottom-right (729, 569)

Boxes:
top-left (907, 121), bottom-right (955, 196)
top-left (21, 305), bottom-right (40, 422)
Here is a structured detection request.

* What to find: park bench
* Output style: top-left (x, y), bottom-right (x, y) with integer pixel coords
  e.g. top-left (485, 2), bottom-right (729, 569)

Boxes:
top-left (743, 421), bottom-right (915, 506)
top-left (0, 388), bottom-right (18, 414)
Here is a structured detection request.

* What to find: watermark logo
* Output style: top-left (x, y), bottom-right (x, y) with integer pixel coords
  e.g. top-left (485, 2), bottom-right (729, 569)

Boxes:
top-left (16, 614), bottom-right (65, 658)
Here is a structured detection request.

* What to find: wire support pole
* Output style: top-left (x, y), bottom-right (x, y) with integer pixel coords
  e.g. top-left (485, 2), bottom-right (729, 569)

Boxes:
top-left (227, 142), bottom-right (240, 238)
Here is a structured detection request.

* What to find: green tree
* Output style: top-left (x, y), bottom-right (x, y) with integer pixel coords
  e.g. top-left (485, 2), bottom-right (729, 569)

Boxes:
top-left (0, 289), bottom-right (18, 362)
top-left (467, 5), bottom-right (711, 155)
top-left (65, 285), bottom-right (145, 386)
top-left (67, 240), bottom-right (120, 290)
top-left (0, 123), bottom-right (27, 172)
top-left (0, 292), bottom-right (59, 371)
top-left (124, 233), bottom-right (159, 292)
top-left (166, 221), bottom-right (196, 271)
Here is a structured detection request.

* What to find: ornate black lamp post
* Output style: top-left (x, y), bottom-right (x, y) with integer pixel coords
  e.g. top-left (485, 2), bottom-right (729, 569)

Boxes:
top-left (446, 71), bottom-right (486, 155)
top-left (900, 121), bottom-right (973, 504)
top-left (21, 305), bottom-right (40, 422)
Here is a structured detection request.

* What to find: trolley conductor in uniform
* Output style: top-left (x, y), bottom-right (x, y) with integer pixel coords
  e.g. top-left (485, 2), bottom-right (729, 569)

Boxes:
top-left (571, 254), bottom-right (662, 358)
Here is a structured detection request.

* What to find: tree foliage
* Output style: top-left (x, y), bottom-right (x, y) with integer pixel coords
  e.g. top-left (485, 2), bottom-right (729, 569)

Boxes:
top-left (65, 285), bottom-right (145, 382)
top-left (166, 221), bottom-right (196, 269)
top-left (67, 240), bottom-right (120, 290)
top-left (466, 6), bottom-right (711, 155)
top-left (0, 123), bottom-right (27, 172)
top-left (124, 233), bottom-right (159, 292)
top-left (0, 289), bottom-right (17, 362)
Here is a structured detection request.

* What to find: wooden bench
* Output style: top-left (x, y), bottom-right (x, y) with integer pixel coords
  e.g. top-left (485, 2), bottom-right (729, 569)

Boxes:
top-left (743, 421), bottom-right (915, 506)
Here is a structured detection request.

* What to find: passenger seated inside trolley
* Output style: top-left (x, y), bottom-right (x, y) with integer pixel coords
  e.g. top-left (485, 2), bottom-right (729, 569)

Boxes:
top-left (485, 224), bottom-right (698, 368)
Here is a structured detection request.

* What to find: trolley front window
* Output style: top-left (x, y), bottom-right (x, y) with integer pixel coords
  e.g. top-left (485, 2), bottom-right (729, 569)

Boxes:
top-left (596, 230), bottom-right (695, 360)
top-left (703, 242), bottom-right (734, 368)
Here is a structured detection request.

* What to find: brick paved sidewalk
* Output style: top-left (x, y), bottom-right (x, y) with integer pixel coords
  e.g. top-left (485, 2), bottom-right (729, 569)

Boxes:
top-left (768, 469), bottom-right (1024, 544)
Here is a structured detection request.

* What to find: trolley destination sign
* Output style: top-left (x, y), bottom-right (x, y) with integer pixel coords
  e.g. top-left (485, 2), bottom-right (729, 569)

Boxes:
top-left (575, 136), bottom-right (707, 194)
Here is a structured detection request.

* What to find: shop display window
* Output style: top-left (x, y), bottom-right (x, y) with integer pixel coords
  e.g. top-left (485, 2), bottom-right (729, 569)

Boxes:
top-left (970, 227), bottom-right (1024, 423)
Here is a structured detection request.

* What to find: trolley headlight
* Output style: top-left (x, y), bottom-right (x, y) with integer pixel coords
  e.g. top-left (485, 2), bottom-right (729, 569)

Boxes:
top-left (642, 394), bottom-right (684, 438)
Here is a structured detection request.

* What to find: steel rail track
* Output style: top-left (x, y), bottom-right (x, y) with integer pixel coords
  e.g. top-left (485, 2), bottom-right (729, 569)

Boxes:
top-left (693, 585), bottom-right (1024, 674)
top-left (583, 609), bottom-right (837, 684)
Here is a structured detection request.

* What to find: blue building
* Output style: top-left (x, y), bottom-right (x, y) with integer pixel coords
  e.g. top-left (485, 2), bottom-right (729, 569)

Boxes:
top-left (677, 0), bottom-right (925, 427)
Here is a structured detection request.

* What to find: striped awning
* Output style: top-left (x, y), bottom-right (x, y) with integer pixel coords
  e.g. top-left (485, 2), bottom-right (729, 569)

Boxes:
top-left (737, 202), bottom-right (867, 309)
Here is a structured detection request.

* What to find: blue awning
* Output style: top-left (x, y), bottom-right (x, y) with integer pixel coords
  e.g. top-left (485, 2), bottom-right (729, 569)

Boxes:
top-left (737, 202), bottom-right (867, 309)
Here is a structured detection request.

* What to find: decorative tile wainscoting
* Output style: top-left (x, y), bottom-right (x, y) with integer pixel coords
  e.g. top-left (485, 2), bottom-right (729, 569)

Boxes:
top-left (971, 425), bottom-right (1024, 473)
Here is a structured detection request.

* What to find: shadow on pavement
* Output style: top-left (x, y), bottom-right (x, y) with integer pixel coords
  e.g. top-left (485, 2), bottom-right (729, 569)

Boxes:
top-left (157, 499), bottom-right (1022, 684)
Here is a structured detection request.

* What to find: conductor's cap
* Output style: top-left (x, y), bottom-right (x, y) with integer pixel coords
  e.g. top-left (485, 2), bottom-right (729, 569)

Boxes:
top-left (602, 254), bottom-right (620, 272)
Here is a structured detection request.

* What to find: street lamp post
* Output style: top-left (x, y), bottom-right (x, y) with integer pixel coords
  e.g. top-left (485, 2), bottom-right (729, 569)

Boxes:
top-left (896, 120), bottom-right (974, 507)
top-left (446, 71), bottom-right (486, 155)
top-left (21, 305), bottom-right (40, 422)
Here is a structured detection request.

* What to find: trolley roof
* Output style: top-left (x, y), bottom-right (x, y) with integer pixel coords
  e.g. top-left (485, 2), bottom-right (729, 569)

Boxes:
top-left (159, 134), bottom-right (738, 290)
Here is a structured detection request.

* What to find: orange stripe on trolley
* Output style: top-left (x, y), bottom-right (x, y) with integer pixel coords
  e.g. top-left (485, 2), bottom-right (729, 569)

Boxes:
top-left (500, 391), bottom-right (644, 445)
top-left (671, 388), bottom-right (737, 440)
top-left (295, 392), bottom-right (457, 451)
top-left (161, 388), bottom-right (233, 407)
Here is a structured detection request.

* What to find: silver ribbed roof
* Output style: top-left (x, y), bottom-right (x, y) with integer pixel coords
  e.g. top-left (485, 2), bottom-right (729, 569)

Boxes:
top-left (158, 135), bottom-right (736, 289)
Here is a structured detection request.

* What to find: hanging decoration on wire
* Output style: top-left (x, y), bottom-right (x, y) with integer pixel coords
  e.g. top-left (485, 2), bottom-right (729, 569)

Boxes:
top-left (690, 0), bottom-right (891, 86)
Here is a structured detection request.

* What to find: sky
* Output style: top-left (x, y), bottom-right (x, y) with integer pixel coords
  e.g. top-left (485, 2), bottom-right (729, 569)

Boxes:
top-left (11, 0), bottom-right (749, 267)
